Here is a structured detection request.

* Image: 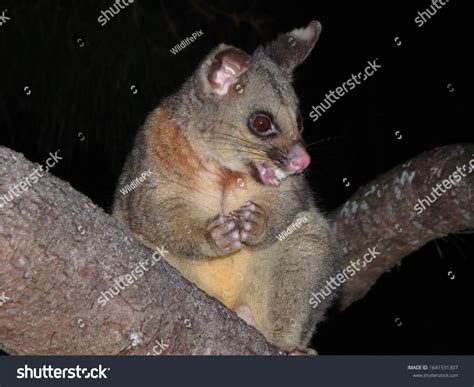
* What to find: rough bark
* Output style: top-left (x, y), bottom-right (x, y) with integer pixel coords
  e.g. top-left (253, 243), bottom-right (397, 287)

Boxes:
top-left (331, 144), bottom-right (474, 310)
top-left (0, 146), bottom-right (278, 355)
top-left (0, 144), bottom-right (472, 354)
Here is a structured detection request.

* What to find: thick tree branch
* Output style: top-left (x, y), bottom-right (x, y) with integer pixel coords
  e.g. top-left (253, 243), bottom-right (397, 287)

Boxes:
top-left (0, 144), bottom-right (472, 354)
top-left (0, 146), bottom-right (278, 355)
top-left (331, 144), bottom-right (474, 310)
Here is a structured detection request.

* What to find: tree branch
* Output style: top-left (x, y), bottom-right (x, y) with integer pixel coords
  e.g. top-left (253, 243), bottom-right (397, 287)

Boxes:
top-left (331, 145), bottom-right (474, 310)
top-left (0, 144), bottom-right (472, 354)
top-left (0, 146), bottom-right (278, 355)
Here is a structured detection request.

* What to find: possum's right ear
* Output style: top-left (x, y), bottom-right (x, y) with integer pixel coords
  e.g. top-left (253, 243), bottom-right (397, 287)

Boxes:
top-left (264, 20), bottom-right (322, 73)
top-left (201, 44), bottom-right (250, 96)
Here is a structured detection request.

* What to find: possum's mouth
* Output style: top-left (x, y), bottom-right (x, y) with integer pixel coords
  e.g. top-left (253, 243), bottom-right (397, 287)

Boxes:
top-left (251, 162), bottom-right (289, 186)
top-left (248, 143), bottom-right (310, 186)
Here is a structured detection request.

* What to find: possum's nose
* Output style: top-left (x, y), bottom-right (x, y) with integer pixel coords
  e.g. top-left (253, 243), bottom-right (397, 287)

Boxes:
top-left (287, 143), bottom-right (311, 173)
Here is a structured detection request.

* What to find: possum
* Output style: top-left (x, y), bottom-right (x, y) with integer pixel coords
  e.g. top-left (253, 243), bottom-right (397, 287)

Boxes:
top-left (113, 20), bottom-right (339, 354)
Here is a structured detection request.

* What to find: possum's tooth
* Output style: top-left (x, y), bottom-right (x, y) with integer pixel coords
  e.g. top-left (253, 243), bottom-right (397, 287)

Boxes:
top-left (274, 168), bottom-right (287, 181)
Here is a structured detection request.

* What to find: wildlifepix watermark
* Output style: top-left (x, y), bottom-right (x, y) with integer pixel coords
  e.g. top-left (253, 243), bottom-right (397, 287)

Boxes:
top-left (309, 59), bottom-right (381, 122)
top-left (120, 169), bottom-right (152, 196)
top-left (170, 30), bottom-right (204, 55)
top-left (276, 215), bottom-right (309, 241)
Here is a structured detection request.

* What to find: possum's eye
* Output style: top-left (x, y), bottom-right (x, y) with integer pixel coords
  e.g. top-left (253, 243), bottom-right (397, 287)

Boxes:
top-left (297, 115), bottom-right (304, 133)
top-left (249, 114), bottom-right (275, 136)
top-left (253, 115), bottom-right (271, 132)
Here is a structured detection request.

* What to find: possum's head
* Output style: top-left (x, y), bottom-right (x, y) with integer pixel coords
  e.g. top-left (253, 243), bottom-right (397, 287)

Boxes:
top-left (193, 21), bottom-right (321, 186)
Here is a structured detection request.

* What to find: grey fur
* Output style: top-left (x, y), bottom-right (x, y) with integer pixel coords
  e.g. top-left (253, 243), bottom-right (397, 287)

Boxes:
top-left (113, 20), bottom-right (339, 351)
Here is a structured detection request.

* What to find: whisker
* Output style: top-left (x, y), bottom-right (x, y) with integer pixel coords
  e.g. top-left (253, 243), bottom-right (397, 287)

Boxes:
top-left (212, 134), bottom-right (272, 155)
top-left (305, 136), bottom-right (343, 149)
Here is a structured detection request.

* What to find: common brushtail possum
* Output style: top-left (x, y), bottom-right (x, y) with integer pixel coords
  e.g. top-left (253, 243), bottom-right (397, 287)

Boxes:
top-left (113, 20), bottom-right (339, 353)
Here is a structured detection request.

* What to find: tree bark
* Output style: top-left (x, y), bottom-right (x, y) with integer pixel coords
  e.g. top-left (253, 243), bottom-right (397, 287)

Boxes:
top-left (0, 146), bottom-right (278, 355)
top-left (331, 144), bottom-right (474, 310)
top-left (0, 144), bottom-right (472, 354)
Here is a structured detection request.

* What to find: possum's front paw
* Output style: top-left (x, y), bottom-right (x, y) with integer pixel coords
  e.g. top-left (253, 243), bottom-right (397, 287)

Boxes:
top-left (232, 201), bottom-right (267, 245)
top-left (206, 214), bottom-right (242, 254)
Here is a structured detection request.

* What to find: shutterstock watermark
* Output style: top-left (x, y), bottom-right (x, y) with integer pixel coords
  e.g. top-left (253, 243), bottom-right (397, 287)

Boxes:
top-left (413, 156), bottom-right (474, 215)
top-left (309, 58), bottom-right (381, 122)
top-left (127, 333), bottom-right (170, 355)
top-left (0, 9), bottom-right (11, 27)
top-left (17, 365), bottom-right (110, 379)
top-left (97, 0), bottom-right (134, 27)
top-left (415, 0), bottom-right (450, 28)
top-left (0, 291), bottom-right (10, 306)
top-left (98, 245), bottom-right (168, 306)
top-left (0, 150), bottom-right (63, 208)
top-left (309, 246), bottom-right (381, 308)
top-left (146, 338), bottom-right (170, 356)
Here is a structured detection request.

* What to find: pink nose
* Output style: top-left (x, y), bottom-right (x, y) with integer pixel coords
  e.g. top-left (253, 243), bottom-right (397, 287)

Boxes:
top-left (287, 143), bottom-right (311, 173)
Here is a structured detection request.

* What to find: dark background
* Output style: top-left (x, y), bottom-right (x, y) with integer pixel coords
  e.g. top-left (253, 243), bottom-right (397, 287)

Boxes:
top-left (0, 0), bottom-right (472, 354)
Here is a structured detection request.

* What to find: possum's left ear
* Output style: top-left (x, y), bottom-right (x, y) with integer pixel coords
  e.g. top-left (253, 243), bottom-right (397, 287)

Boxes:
top-left (202, 44), bottom-right (250, 96)
top-left (264, 20), bottom-right (322, 73)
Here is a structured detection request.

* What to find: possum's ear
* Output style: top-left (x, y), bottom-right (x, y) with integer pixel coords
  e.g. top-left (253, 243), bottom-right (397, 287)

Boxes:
top-left (202, 44), bottom-right (250, 96)
top-left (264, 20), bottom-right (322, 73)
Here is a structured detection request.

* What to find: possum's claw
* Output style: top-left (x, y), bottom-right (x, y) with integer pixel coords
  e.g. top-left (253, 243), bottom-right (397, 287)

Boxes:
top-left (232, 201), bottom-right (267, 245)
top-left (206, 214), bottom-right (242, 254)
top-left (282, 346), bottom-right (318, 356)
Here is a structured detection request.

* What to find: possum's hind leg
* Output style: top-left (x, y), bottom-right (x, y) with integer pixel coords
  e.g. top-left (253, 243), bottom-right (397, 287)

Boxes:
top-left (238, 210), bottom-right (338, 353)
top-left (234, 305), bottom-right (257, 327)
